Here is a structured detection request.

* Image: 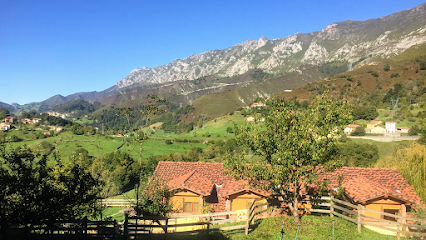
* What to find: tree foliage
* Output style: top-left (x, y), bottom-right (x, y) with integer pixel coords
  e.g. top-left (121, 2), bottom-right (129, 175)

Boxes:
top-left (352, 105), bottom-right (378, 120)
top-left (225, 94), bottom-right (351, 224)
top-left (351, 126), bottom-right (366, 136)
top-left (335, 141), bottom-right (379, 167)
top-left (91, 151), bottom-right (140, 196)
top-left (375, 143), bottom-right (426, 201)
top-left (0, 146), bottom-right (99, 229)
top-left (134, 176), bottom-right (173, 217)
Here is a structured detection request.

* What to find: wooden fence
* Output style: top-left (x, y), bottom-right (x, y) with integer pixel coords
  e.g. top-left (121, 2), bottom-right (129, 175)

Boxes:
top-left (303, 196), bottom-right (426, 239)
top-left (5, 197), bottom-right (426, 239)
top-left (123, 199), bottom-right (269, 239)
top-left (101, 198), bottom-right (136, 207)
top-left (3, 218), bottom-right (118, 239)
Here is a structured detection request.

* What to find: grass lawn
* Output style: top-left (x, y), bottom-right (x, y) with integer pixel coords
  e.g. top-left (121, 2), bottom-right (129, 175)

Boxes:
top-left (350, 138), bottom-right (412, 162)
top-left (151, 113), bottom-right (245, 141)
top-left (109, 188), bottom-right (136, 199)
top-left (139, 215), bottom-right (406, 240)
top-left (101, 206), bottom-right (126, 222)
top-left (7, 130), bottom-right (206, 164)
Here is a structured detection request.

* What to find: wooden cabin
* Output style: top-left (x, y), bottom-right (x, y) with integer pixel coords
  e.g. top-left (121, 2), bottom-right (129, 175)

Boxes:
top-left (322, 167), bottom-right (422, 222)
top-left (154, 161), bottom-right (267, 214)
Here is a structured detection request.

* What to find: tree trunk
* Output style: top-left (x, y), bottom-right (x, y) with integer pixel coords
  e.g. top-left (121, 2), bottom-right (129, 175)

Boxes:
top-left (292, 196), bottom-right (300, 225)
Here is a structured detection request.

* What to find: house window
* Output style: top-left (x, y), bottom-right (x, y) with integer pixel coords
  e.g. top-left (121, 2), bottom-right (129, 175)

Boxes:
top-left (383, 209), bottom-right (399, 222)
top-left (184, 202), bottom-right (199, 213)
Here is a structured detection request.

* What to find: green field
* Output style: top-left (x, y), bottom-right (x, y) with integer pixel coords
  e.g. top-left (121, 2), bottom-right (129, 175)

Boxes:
top-left (6, 130), bottom-right (205, 164)
top-left (140, 215), bottom-right (406, 240)
top-left (151, 113), bottom-right (245, 141)
top-left (350, 138), bottom-right (411, 162)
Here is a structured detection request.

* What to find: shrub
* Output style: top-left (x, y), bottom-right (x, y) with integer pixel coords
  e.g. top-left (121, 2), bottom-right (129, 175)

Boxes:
top-left (409, 125), bottom-right (420, 136)
top-left (226, 126), bottom-right (234, 134)
top-left (351, 126), bottom-right (366, 136)
top-left (165, 139), bottom-right (173, 145)
top-left (384, 64), bottom-right (390, 71)
top-left (369, 71), bottom-right (379, 77)
top-left (390, 73), bottom-right (400, 78)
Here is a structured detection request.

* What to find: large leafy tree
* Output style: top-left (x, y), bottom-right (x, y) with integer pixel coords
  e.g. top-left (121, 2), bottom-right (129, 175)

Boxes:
top-left (0, 146), bottom-right (100, 230)
top-left (225, 94), bottom-right (351, 224)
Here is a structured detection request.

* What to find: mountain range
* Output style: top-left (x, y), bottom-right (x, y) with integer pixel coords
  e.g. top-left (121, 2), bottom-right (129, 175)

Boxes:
top-left (3, 2), bottom-right (426, 113)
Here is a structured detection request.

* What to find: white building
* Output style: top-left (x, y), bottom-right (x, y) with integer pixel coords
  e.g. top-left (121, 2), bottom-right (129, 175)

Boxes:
top-left (386, 121), bottom-right (396, 133)
top-left (344, 124), bottom-right (360, 134)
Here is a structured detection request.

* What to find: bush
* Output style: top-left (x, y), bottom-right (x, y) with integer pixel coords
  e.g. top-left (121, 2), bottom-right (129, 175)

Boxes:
top-left (369, 71), bottom-right (379, 77)
top-left (165, 139), bottom-right (173, 145)
top-left (8, 135), bottom-right (23, 142)
top-left (134, 177), bottom-right (173, 217)
top-left (409, 125), bottom-right (420, 136)
top-left (390, 73), bottom-right (400, 78)
top-left (351, 126), bottom-right (366, 136)
top-left (384, 64), bottom-right (390, 71)
top-left (226, 126), bottom-right (234, 134)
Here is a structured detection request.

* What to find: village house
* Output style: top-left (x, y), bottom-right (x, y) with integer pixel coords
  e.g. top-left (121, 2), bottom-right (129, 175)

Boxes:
top-left (385, 121), bottom-right (396, 133)
top-left (344, 124), bottom-right (360, 134)
top-left (245, 116), bottom-right (255, 123)
top-left (4, 116), bottom-right (13, 123)
top-left (21, 118), bottom-right (33, 124)
top-left (366, 120), bottom-right (382, 129)
top-left (0, 122), bottom-right (11, 131)
top-left (154, 162), bottom-right (422, 219)
top-left (370, 126), bottom-right (386, 134)
top-left (397, 127), bottom-right (410, 133)
top-left (250, 102), bottom-right (266, 108)
top-left (32, 118), bottom-right (42, 124)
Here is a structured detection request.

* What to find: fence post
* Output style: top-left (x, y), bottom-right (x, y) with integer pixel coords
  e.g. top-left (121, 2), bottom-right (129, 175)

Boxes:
top-left (207, 214), bottom-right (211, 235)
top-left (83, 216), bottom-right (88, 240)
top-left (245, 200), bottom-right (255, 235)
top-left (330, 196), bottom-right (334, 219)
top-left (124, 213), bottom-right (129, 240)
top-left (113, 220), bottom-right (117, 240)
top-left (396, 217), bottom-right (401, 240)
top-left (357, 204), bottom-right (362, 233)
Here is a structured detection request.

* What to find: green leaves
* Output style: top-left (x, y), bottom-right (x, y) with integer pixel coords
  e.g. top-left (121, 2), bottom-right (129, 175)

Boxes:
top-left (225, 93), bottom-right (351, 222)
top-left (0, 146), bottom-right (100, 226)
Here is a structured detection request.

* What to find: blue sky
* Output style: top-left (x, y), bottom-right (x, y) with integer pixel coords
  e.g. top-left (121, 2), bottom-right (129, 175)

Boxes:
top-left (0, 0), bottom-right (424, 105)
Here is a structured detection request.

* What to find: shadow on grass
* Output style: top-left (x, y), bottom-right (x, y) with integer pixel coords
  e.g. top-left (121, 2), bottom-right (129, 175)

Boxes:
top-left (134, 230), bottom-right (230, 240)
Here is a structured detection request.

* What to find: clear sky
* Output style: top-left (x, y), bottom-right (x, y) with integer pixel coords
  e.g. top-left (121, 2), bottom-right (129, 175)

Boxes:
top-left (0, 0), bottom-right (425, 105)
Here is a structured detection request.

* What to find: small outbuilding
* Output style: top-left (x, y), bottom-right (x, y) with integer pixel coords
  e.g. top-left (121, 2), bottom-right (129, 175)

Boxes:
top-left (154, 161), bottom-right (267, 214)
top-left (371, 126), bottom-right (386, 134)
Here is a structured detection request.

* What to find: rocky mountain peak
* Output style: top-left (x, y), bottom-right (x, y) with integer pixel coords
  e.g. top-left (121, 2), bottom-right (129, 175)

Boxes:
top-left (114, 3), bottom-right (426, 89)
top-left (257, 36), bottom-right (269, 48)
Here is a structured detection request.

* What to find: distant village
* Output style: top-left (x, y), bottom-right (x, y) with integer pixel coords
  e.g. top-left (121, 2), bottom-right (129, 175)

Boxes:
top-left (1, 111), bottom-right (68, 131)
top-left (245, 101), bottom-right (410, 137)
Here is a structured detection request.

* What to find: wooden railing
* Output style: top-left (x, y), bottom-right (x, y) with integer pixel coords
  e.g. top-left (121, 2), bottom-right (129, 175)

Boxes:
top-left (3, 218), bottom-right (118, 239)
top-left (101, 198), bottom-right (136, 207)
top-left (123, 200), bottom-right (270, 239)
top-left (304, 196), bottom-right (426, 239)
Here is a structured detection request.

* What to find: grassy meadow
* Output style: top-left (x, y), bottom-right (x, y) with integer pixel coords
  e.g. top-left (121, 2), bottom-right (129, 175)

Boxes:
top-left (139, 215), bottom-right (406, 240)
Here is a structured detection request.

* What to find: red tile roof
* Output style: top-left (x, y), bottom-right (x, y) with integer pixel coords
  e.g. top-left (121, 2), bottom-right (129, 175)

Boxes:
top-left (154, 161), bottom-right (266, 198)
top-left (155, 162), bottom-right (423, 207)
top-left (346, 124), bottom-right (360, 128)
top-left (321, 167), bottom-right (422, 206)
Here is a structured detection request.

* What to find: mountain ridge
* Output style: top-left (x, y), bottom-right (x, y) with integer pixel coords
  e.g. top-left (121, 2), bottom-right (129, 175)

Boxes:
top-left (114, 2), bottom-right (426, 88)
top-left (4, 2), bottom-right (426, 113)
